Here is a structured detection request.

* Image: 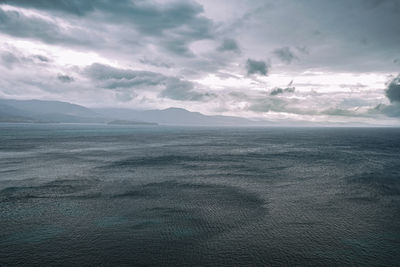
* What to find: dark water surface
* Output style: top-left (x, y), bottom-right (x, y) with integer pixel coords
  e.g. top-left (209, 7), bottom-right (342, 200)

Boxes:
top-left (0, 124), bottom-right (399, 266)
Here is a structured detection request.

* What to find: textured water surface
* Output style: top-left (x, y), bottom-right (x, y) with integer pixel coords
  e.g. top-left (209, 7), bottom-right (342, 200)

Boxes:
top-left (0, 124), bottom-right (399, 266)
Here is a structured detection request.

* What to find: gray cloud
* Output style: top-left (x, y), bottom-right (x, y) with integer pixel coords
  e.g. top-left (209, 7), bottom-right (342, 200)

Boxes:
top-left (385, 75), bottom-right (400, 103)
top-left (162, 39), bottom-right (195, 57)
top-left (0, 0), bottom-right (96, 16)
top-left (85, 63), bottom-right (158, 81)
top-left (1, 0), bottom-right (211, 35)
top-left (1, 0), bottom-right (399, 73)
top-left (85, 63), bottom-right (211, 101)
top-left (246, 59), bottom-right (268, 76)
top-left (217, 38), bottom-right (240, 53)
top-left (0, 8), bottom-right (98, 46)
top-left (85, 63), bottom-right (165, 89)
top-left (1, 50), bottom-right (50, 69)
top-left (273, 47), bottom-right (297, 64)
top-left (160, 78), bottom-right (213, 101)
top-left (234, 0), bottom-right (400, 72)
top-left (374, 103), bottom-right (400, 117)
top-left (270, 86), bottom-right (295, 96)
top-left (0, 0), bottom-right (214, 57)
top-left (374, 75), bottom-right (400, 117)
top-left (57, 74), bottom-right (74, 83)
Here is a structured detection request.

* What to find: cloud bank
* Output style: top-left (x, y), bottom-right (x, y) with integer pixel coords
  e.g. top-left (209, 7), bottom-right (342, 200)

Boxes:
top-left (0, 0), bottom-right (399, 125)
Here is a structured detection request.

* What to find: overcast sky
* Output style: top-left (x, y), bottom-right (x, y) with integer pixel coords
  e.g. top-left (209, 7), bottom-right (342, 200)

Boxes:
top-left (0, 0), bottom-right (400, 124)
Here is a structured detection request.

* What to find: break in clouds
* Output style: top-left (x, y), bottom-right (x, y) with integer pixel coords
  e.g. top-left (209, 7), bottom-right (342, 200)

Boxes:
top-left (0, 0), bottom-right (400, 124)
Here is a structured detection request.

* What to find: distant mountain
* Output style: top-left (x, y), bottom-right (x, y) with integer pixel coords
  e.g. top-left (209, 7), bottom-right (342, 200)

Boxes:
top-left (0, 98), bottom-right (377, 127)
top-left (0, 99), bottom-right (107, 123)
top-left (93, 107), bottom-right (259, 126)
top-left (0, 102), bottom-right (35, 122)
top-left (0, 98), bottom-right (261, 126)
top-left (0, 98), bottom-right (98, 117)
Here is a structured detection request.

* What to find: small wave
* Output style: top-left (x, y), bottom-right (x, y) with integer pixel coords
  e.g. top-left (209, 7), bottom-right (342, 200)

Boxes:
top-left (0, 179), bottom-right (98, 201)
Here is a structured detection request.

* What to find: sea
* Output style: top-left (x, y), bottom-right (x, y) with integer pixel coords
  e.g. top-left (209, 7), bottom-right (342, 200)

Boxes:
top-left (0, 123), bottom-right (399, 266)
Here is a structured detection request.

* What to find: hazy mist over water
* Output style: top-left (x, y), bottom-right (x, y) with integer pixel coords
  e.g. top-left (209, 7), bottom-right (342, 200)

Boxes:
top-left (0, 124), bottom-right (399, 266)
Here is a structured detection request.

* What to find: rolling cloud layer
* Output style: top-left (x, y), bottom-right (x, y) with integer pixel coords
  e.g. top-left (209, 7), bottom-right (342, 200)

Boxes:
top-left (0, 0), bottom-right (399, 124)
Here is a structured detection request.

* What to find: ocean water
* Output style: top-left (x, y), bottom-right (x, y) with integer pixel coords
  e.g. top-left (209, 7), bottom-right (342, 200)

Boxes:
top-left (0, 123), bottom-right (399, 266)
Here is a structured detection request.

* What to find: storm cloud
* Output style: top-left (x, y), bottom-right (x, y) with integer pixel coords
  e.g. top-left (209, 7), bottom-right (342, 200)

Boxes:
top-left (374, 75), bottom-right (400, 118)
top-left (385, 75), bottom-right (400, 103)
top-left (246, 59), bottom-right (268, 76)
